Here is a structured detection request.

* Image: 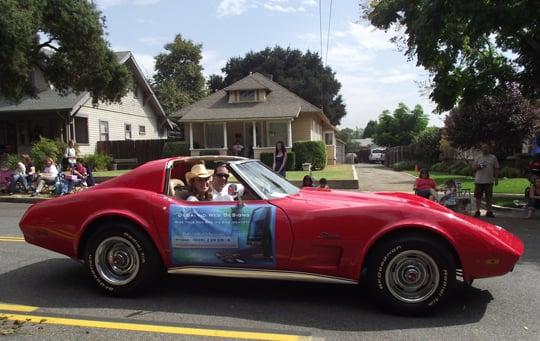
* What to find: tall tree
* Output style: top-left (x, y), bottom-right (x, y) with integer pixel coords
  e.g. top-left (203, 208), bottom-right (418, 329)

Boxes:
top-left (153, 34), bottom-right (205, 116)
top-left (373, 103), bottom-right (428, 147)
top-left (206, 74), bottom-right (224, 93)
top-left (208, 47), bottom-right (347, 126)
top-left (444, 89), bottom-right (538, 159)
top-left (364, 0), bottom-right (540, 112)
top-left (0, 0), bottom-right (130, 104)
top-left (362, 120), bottom-right (378, 138)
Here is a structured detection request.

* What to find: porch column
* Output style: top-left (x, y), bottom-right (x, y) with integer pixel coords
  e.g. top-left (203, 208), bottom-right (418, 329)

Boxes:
top-left (189, 123), bottom-right (193, 150)
top-left (223, 122), bottom-right (228, 149)
top-left (252, 121), bottom-right (257, 147)
top-left (287, 120), bottom-right (292, 148)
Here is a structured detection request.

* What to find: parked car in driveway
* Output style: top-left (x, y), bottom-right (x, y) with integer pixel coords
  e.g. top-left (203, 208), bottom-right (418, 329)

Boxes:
top-left (368, 148), bottom-right (386, 163)
top-left (19, 156), bottom-right (523, 315)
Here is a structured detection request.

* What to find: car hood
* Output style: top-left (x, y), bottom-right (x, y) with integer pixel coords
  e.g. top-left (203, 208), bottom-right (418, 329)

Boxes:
top-left (292, 188), bottom-right (448, 211)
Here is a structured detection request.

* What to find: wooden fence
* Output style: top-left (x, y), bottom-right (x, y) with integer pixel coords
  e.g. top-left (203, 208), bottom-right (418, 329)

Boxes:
top-left (96, 139), bottom-right (170, 165)
top-left (384, 145), bottom-right (413, 167)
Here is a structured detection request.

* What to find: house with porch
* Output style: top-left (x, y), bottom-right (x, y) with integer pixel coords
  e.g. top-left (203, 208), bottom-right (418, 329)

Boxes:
top-left (173, 72), bottom-right (343, 165)
top-left (0, 51), bottom-right (171, 156)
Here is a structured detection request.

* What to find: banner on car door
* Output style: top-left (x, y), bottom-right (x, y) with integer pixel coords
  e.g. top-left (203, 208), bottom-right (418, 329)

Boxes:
top-left (169, 204), bottom-right (276, 267)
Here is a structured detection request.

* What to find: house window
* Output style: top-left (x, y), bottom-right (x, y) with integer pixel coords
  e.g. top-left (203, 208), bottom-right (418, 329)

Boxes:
top-left (139, 125), bottom-right (146, 136)
top-left (324, 132), bottom-right (334, 145)
top-left (74, 117), bottom-right (89, 144)
top-left (239, 90), bottom-right (255, 102)
top-left (125, 124), bottom-right (132, 140)
top-left (268, 122), bottom-right (288, 147)
top-left (99, 121), bottom-right (109, 141)
top-left (205, 123), bottom-right (224, 148)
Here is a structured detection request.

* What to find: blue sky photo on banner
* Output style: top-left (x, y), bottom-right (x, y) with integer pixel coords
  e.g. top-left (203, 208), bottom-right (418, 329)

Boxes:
top-left (169, 204), bottom-right (276, 267)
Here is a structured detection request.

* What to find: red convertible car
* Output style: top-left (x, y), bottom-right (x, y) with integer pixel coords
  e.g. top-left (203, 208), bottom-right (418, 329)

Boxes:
top-left (19, 156), bottom-right (523, 315)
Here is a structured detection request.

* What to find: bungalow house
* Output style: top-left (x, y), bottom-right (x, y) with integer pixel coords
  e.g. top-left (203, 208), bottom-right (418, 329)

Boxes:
top-left (173, 72), bottom-right (344, 165)
top-left (0, 51), bottom-right (171, 156)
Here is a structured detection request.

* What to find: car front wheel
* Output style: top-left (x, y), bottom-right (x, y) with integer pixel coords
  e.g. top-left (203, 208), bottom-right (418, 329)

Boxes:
top-left (84, 223), bottom-right (162, 296)
top-left (367, 234), bottom-right (456, 315)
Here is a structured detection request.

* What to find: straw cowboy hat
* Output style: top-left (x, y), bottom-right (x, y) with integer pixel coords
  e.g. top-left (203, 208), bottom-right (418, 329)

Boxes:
top-left (185, 164), bottom-right (212, 184)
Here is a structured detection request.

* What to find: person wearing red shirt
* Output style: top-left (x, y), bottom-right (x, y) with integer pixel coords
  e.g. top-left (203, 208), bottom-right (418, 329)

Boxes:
top-left (414, 169), bottom-right (439, 201)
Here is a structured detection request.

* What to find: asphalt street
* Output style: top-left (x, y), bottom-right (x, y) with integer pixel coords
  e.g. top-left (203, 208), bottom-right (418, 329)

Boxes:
top-left (1, 201), bottom-right (539, 340)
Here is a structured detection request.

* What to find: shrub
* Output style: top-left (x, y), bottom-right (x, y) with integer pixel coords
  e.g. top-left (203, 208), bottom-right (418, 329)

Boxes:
top-left (260, 153), bottom-right (273, 168)
top-left (84, 153), bottom-right (113, 172)
top-left (30, 137), bottom-right (65, 170)
top-left (162, 141), bottom-right (190, 157)
top-left (293, 141), bottom-right (327, 170)
top-left (5, 154), bottom-right (20, 170)
top-left (430, 161), bottom-right (448, 172)
top-left (457, 165), bottom-right (474, 176)
top-left (285, 151), bottom-right (296, 171)
top-left (499, 166), bottom-right (521, 178)
top-left (392, 160), bottom-right (419, 171)
top-left (448, 160), bottom-right (469, 174)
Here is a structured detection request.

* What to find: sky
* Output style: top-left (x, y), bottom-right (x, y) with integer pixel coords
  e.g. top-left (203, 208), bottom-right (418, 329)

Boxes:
top-left (95, 0), bottom-right (445, 129)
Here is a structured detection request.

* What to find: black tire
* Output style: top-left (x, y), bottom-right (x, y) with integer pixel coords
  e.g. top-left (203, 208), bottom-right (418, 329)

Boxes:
top-left (84, 222), bottom-right (163, 296)
top-left (366, 234), bottom-right (456, 315)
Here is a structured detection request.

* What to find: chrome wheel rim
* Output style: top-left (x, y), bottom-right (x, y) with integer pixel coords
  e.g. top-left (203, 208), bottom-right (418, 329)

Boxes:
top-left (385, 250), bottom-right (439, 303)
top-left (95, 236), bottom-right (140, 286)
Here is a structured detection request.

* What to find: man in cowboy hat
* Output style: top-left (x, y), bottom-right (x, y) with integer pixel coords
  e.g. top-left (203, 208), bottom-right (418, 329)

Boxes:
top-left (185, 163), bottom-right (213, 201)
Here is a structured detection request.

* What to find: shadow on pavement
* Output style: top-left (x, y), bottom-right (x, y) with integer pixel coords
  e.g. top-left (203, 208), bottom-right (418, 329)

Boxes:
top-left (0, 258), bottom-right (492, 332)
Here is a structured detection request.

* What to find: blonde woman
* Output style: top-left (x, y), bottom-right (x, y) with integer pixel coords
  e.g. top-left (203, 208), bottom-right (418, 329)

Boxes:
top-left (185, 163), bottom-right (213, 202)
top-left (31, 157), bottom-right (59, 196)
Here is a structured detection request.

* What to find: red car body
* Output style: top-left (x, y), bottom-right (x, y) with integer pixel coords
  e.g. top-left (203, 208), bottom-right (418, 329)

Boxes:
top-left (19, 157), bottom-right (523, 314)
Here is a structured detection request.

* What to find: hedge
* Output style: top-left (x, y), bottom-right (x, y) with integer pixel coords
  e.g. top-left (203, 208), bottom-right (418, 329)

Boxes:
top-left (83, 153), bottom-right (113, 172)
top-left (162, 141), bottom-right (190, 157)
top-left (292, 141), bottom-right (326, 170)
top-left (259, 152), bottom-right (296, 171)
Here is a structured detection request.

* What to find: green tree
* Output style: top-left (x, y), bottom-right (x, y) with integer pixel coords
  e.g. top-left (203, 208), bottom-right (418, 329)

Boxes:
top-left (373, 103), bottom-right (428, 147)
top-left (206, 74), bottom-right (224, 93)
top-left (153, 34), bottom-right (205, 116)
top-left (209, 46), bottom-right (347, 125)
top-left (364, 0), bottom-right (540, 112)
top-left (444, 89), bottom-right (538, 159)
top-left (338, 127), bottom-right (364, 153)
top-left (411, 127), bottom-right (442, 165)
top-left (362, 120), bottom-right (378, 138)
top-left (0, 0), bottom-right (130, 104)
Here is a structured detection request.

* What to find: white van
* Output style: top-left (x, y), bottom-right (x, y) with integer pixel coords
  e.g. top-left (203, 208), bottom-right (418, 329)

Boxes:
top-left (368, 148), bottom-right (386, 163)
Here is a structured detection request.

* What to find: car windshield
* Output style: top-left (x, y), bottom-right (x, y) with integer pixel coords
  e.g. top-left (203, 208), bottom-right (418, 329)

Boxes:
top-left (231, 160), bottom-right (299, 199)
top-left (372, 149), bottom-right (385, 154)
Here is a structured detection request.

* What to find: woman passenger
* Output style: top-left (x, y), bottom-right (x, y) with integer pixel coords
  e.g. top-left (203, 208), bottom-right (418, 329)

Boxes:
top-left (185, 163), bottom-right (213, 202)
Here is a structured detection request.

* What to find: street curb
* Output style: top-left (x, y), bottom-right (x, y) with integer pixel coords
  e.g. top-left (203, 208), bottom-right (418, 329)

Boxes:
top-left (0, 195), bottom-right (48, 204)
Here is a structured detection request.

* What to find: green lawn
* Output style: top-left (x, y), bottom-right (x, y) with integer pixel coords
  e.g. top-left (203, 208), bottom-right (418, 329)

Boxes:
top-left (286, 164), bottom-right (354, 181)
top-left (93, 170), bottom-right (130, 177)
top-left (405, 171), bottom-right (529, 194)
top-left (93, 165), bottom-right (355, 181)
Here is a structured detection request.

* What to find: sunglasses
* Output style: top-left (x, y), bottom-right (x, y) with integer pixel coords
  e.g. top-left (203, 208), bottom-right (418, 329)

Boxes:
top-left (214, 173), bottom-right (229, 179)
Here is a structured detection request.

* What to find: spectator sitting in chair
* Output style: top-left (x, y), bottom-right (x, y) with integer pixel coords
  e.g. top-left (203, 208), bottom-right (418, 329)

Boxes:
top-left (413, 168), bottom-right (439, 201)
top-left (61, 158), bottom-right (88, 195)
top-left (8, 154), bottom-right (33, 195)
top-left (31, 157), bottom-right (58, 196)
top-left (439, 179), bottom-right (458, 211)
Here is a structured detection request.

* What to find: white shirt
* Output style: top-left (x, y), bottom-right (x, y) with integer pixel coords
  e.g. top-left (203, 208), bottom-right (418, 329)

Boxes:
top-left (43, 165), bottom-right (58, 177)
top-left (212, 185), bottom-right (234, 201)
top-left (15, 162), bottom-right (26, 176)
top-left (186, 195), bottom-right (199, 202)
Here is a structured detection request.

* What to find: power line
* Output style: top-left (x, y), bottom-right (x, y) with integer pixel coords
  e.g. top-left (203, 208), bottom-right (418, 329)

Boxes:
top-left (325, 0), bottom-right (333, 67)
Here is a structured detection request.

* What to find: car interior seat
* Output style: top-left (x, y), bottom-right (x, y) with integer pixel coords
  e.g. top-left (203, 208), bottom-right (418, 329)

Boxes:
top-left (169, 178), bottom-right (189, 199)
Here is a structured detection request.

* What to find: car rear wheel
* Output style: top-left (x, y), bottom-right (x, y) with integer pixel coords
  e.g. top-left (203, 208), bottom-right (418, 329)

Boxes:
top-left (367, 234), bottom-right (456, 315)
top-left (84, 223), bottom-right (162, 296)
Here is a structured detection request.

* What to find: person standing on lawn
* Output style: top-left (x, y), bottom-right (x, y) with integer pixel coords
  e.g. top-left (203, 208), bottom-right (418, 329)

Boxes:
top-left (473, 143), bottom-right (499, 218)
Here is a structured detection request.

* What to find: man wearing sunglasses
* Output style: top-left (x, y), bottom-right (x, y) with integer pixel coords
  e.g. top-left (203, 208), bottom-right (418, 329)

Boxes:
top-left (211, 162), bottom-right (236, 201)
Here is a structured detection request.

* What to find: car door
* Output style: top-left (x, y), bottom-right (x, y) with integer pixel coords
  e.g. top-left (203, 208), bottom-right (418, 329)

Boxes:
top-left (153, 197), bottom-right (293, 270)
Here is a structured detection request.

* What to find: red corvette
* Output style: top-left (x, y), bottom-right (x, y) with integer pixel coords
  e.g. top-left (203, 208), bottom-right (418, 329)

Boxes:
top-left (19, 156), bottom-right (523, 315)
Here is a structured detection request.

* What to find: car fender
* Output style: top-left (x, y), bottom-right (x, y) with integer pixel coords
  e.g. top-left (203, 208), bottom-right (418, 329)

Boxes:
top-left (74, 194), bottom-right (165, 262)
top-left (354, 217), bottom-right (460, 280)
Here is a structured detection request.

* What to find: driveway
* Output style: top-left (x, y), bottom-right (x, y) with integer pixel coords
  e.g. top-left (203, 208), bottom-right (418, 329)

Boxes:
top-left (355, 163), bottom-right (414, 192)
